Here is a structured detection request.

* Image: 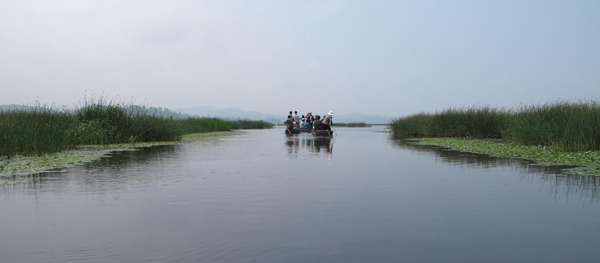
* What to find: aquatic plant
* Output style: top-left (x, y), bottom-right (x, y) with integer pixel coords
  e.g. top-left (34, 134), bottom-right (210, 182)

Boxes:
top-left (0, 96), bottom-right (272, 159)
top-left (408, 137), bottom-right (600, 176)
top-left (0, 103), bottom-right (76, 159)
top-left (391, 100), bottom-right (600, 151)
top-left (333, 122), bottom-right (370, 127)
top-left (508, 101), bottom-right (600, 151)
top-left (227, 119), bottom-right (274, 129)
top-left (176, 117), bottom-right (232, 134)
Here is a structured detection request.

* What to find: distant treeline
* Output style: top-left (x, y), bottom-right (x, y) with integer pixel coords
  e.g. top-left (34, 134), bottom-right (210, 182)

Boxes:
top-left (334, 122), bottom-right (371, 127)
top-left (390, 101), bottom-right (600, 151)
top-left (0, 97), bottom-right (272, 158)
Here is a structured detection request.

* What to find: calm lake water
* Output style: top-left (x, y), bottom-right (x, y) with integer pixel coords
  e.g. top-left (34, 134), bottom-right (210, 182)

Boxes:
top-left (2, 126), bottom-right (600, 263)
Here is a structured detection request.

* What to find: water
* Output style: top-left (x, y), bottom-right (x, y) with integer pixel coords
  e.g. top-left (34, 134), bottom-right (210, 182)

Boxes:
top-left (1, 126), bottom-right (599, 263)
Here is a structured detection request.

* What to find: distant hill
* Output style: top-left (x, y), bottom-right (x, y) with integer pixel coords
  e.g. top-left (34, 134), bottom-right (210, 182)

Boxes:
top-left (175, 106), bottom-right (392, 124)
top-left (2, 104), bottom-right (392, 124)
top-left (175, 106), bottom-right (283, 123)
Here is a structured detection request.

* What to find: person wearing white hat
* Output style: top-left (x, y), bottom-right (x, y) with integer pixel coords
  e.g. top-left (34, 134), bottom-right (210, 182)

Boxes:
top-left (322, 111), bottom-right (334, 132)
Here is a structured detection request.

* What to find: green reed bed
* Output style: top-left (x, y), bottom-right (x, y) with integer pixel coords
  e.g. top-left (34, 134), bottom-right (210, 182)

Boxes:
top-left (333, 123), bottom-right (370, 127)
top-left (73, 99), bottom-right (183, 145)
top-left (0, 105), bottom-right (76, 159)
top-left (0, 98), bottom-right (272, 159)
top-left (391, 106), bottom-right (510, 138)
top-left (227, 119), bottom-right (274, 129)
top-left (176, 117), bottom-right (232, 134)
top-left (509, 101), bottom-right (600, 151)
top-left (391, 101), bottom-right (600, 151)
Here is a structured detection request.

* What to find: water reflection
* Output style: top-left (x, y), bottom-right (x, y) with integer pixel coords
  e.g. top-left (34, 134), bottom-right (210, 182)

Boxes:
top-left (285, 134), bottom-right (333, 161)
top-left (391, 136), bottom-right (600, 203)
top-left (391, 137), bottom-right (571, 172)
top-left (2, 145), bottom-right (179, 193)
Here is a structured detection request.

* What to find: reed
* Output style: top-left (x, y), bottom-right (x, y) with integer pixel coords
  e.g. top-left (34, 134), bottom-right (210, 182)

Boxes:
top-left (338, 122), bottom-right (369, 127)
top-left (72, 96), bottom-right (182, 144)
top-left (227, 119), bottom-right (274, 129)
top-left (176, 117), bottom-right (232, 134)
top-left (0, 96), bottom-right (273, 158)
top-left (508, 101), bottom-right (600, 151)
top-left (391, 100), bottom-right (600, 151)
top-left (0, 104), bottom-right (76, 159)
top-left (389, 112), bottom-right (435, 137)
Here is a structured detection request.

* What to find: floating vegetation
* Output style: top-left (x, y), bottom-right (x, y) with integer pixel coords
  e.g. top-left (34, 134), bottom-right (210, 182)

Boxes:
top-left (408, 137), bottom-right (600, 176)
top-left (181, 131), bottom-right (235, 142)
top-left (0, 132), bottom-right (235, 180)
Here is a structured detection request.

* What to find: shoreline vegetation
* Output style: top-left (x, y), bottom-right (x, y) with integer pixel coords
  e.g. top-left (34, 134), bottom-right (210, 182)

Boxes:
top-left (334, 122), bottom-right (370, 127)
top-left (391, 100), bottom-right (600, 176)
top-left (0, 132), bottom-right (234, 180)
top-left (0, 96), bottom-right (272, 178)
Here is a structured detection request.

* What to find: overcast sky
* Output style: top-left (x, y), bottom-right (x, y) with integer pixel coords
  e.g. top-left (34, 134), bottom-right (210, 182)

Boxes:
top-left (1, 1), bottom-right (598, 117)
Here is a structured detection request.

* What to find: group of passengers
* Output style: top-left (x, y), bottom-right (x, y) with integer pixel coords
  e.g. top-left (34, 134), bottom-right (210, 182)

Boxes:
top-left (284, 110), bottom-right (333, 132)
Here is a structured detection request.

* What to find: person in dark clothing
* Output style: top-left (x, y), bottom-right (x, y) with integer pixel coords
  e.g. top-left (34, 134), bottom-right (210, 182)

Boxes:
top-left (284, 115), bottom-right (294, 130)
top-left (313, 115), bottom-right (323, 130)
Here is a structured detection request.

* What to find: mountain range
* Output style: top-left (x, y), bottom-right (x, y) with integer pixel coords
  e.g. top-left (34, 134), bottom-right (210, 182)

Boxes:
top-left (175, 106), bottom-right (392, 124)
top-left (1, 104), bottom-right (393, 124)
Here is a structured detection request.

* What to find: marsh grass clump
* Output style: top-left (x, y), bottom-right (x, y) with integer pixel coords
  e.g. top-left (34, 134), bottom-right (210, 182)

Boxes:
top-left (176, 117), bottom-right (232, 134)
top-left (388, 113), bottom-right (434, 137)
top-left (509, 101), bottom-right (600, 151)
top-left (0, 95), bottom-right (273, 159)
top-left (431, 106), bottom-right (510, 138)
top-left (348, 122), bottom-right (369, 127)
top-left (71, 96), bottom-right (182, 145)
top-left (0, 104), bottom-right (75, 159)
top-left (227, 119), bottom-right (274, 129)
top-left (391, 100), bottom-right (600, 151)
top-left (391, 107), bottom-right (510, 138)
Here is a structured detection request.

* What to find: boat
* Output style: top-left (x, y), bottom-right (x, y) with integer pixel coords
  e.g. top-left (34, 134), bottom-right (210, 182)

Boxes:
top-left (300, 127), bottom-right (313, 133)
top-left (311, 130), bottom-right (333, 136)
top-left (285, 128), bottom-right (301, 134)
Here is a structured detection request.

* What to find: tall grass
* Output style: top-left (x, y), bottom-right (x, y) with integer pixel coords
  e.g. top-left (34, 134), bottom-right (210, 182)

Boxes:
top-left (176, 117), bottom-right (232, 134)
top-left (0, 104), bottom-right (76, 159)
top-left (71, 97), bottom-right (182, 145)
top-left (391, 101), bottom-right (600, 151)
top-left (508, 101), bottom-right (600, 151)
top-left (391, 106), bottom-right (509, 138)
top-left (0, 96), bottom-right (273, 158)
top-left (227, 119), bottom-right (274, 129)
top-left (333, 123), bottom-right (370, 127)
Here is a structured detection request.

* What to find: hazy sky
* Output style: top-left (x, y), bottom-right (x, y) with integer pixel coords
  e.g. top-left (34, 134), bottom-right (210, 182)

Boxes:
top-left (1, 1), bottom-right (598, 117)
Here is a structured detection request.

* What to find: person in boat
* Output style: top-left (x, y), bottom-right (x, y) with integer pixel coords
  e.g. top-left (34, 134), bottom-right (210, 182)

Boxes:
top-left (292, 111), bottom-right (300, 128)
top-left (305, 112), bottom-right (313, 128)
top-left (322, 111), bottom-right (333, 132)
top-left (313, 115), bottom-right (323, 130)
top-left (300, 115), bottom-right (306, 128)
top-left (284, 115), bottom-right (294, 130)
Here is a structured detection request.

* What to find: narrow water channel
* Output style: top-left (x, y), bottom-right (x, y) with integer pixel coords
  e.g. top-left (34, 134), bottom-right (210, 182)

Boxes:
top-left (1, 126), bottom-right (599, 263)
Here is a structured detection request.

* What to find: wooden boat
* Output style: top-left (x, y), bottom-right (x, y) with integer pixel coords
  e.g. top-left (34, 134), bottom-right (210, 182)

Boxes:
top-left (300, 127), bottom-right (313, 133)
top-left (311, 130), bottom-right (333, 136)
top-left (285, 128), bottom-right (301, 134)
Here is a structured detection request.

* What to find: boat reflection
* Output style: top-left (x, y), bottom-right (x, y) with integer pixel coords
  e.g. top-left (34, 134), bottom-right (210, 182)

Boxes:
top-left (285, 135), bottom-right (333, 161)
top-left (390, 135), bottom-right (600, 203)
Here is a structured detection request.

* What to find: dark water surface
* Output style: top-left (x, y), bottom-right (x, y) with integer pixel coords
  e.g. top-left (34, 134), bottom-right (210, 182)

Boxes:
top-left (2, 126), bottom-right (600, 263)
